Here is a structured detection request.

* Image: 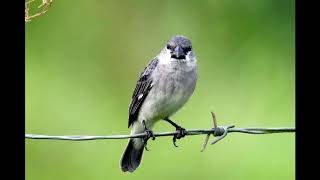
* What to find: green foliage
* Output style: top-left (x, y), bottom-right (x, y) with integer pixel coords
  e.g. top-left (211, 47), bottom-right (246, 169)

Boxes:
top-left (26, 0), bottom-right (295, 179)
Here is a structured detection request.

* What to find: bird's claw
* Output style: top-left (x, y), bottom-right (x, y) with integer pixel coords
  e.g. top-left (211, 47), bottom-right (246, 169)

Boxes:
top-left (173, 126), bottom-right (186, 147)
top-left (142, 128), bottom-right (155, 151)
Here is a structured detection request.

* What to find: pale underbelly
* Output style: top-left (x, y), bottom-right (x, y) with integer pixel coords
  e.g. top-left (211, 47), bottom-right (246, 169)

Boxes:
top-left (137, 77), bottom-right (195, 127)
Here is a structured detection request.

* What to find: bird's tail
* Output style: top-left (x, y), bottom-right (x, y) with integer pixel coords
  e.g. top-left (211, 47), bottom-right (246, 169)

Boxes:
top-left (120, 138), bottom-right (144, 173)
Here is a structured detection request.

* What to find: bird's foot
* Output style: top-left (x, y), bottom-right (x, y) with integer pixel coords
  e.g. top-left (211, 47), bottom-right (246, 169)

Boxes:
top-left (142, 120), bottom-right (155, 151)
top-left (173, 126), bottom-right (186, 147)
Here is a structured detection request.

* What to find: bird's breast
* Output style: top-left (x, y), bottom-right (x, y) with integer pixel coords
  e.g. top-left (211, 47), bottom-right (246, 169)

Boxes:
top-left (138, 61), bottom-right (197, 124)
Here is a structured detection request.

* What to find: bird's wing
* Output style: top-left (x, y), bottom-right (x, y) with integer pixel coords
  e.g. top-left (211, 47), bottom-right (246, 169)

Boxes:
top-left (128, 58), bottom-right (159, 127)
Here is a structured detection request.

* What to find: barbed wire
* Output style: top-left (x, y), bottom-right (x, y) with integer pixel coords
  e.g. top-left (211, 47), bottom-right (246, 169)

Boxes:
top-left (25, 113), bottom-right (295, 151)
top-left (25, 127), bottom-right (294, 140)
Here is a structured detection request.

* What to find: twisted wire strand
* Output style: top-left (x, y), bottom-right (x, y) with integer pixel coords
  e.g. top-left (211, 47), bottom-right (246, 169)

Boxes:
top-left (25, 127), bottom-right (295, 141)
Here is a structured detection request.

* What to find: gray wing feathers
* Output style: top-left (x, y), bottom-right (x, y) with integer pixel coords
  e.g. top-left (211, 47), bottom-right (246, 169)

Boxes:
top-left (128, 58), bottom-right (158, 127)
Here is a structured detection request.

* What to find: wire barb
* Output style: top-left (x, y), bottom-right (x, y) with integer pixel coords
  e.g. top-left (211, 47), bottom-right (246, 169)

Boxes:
top-left (210, 125), bottom-right (234, 145)
top-left (201, 112), bottom-right (237, 151)
top-left (201, 112), bottom-right (217, 152)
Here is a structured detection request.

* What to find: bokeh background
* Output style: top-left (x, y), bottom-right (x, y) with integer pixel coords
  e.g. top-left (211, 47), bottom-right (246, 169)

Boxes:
top-left (26, 0), bottom-right (295, 180)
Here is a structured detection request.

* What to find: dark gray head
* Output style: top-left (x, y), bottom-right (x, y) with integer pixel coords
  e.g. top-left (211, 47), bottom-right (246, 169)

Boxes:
top-left (166, 35), bottom-right (192, 60)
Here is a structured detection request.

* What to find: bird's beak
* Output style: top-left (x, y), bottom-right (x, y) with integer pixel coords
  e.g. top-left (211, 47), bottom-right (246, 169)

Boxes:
top-left (171, 45), bottom-right (185, 59)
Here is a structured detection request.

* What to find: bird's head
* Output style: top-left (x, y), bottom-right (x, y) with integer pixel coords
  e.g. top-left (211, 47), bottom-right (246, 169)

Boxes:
top-left (159, 35), bottom-right (196, 63)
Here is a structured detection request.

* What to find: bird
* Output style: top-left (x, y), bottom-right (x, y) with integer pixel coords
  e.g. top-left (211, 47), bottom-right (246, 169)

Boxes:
top-left (120, 35), bottom-right (197, 173)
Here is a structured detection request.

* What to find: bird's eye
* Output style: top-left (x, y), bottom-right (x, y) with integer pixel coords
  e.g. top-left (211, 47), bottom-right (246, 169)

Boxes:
top-left (183, 47), bottom-right (192, 53)
top-left (166, 44), bottom-right (172, 50)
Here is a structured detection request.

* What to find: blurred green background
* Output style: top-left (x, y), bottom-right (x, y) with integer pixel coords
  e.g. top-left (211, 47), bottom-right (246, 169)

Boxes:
top-left (26, 0), bottom-right (295, 180)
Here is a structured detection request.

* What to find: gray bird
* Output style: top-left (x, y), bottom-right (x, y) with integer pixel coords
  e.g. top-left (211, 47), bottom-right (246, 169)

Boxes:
top-left (120, 35), bottom-right (197, 173)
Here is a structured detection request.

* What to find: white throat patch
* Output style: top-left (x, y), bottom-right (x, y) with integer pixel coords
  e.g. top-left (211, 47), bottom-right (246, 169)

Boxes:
top-left (157, 48), bottom-right (196, 65)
